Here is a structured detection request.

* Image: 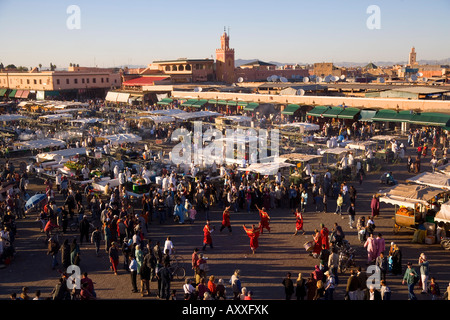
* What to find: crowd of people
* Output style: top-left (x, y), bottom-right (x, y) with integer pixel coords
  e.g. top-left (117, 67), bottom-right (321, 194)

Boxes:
top-left (1, 98), bottom-right (450, 301)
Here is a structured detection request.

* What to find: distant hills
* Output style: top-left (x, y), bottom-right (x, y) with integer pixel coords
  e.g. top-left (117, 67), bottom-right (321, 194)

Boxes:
top-left (235, 58), bottom-right (450, 68)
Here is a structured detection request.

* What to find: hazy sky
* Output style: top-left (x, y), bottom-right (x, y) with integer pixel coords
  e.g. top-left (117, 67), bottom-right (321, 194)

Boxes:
top-left (0, 0), bottom-right (449, 68)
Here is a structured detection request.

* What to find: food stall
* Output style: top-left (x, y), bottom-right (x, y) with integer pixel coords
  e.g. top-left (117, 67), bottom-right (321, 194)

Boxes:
top-left (279, 153), bottom-right (323, 184)
top-left (378, 183), bottom-right (448, 235)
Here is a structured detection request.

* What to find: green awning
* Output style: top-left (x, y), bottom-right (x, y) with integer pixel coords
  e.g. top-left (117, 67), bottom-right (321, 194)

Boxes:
top-left (358, 110), bottom-right (377, 122)
top-left (244, 102), bottom-right (259, 111)
top-left (372, 109), bottom-right (398, 122)
top-left (337, 107), bottom-right (360, 119)
top-left (0, 88), bottom-right (7, 96)
top-left (237, 101), bottom-right (248, 107)
top-left (181, 99), bottom-right (198, 107)
top-left (306, 105), bottom-right (329, 117)
top-left (392, 110), bottom-right (413, 122)
top-left (226, 101), bottom-right (237, 106)
top-left (157, 98), bottom-right (173, 105)
top-left (8, 89), bottom-right (17, 98)
top-left (409, 112), bottom-right (450, 126)
top-left (208, 99), bottom-right (218, 104)
top-left (282, 104), bottom-right (301, 115)
top-left (217, 100), bottom-right (228, 106)
top-left (191, 99), bottom-right (208, 108)
top-left (442, 126), bottom-right (450, 132)
top-left (321, 106), bottom-right (343, 118)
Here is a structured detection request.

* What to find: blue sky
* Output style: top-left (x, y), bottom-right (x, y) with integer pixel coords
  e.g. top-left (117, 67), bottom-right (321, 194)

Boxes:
top-left (0, 0), bottom-right (449, 68)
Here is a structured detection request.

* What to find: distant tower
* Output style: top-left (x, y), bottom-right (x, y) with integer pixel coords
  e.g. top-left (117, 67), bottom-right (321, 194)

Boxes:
top-left (215, 28), bottom-right (235, 83)
top-left (408, 47), bottom-right (417, 66)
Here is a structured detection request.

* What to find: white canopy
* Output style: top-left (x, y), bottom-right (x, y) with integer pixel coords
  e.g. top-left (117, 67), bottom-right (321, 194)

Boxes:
top-left (36, 147), bottom-right (86, 161)
top-left (238, 161), bottom-right (294, 175)
top-left (370, 135), bottom-right (400, 141)
top-left (320, 147), bottom-right (349, 155)
top-left (18, 138), bottom-right (66, 150)
top-left (346, 141), bottom-right (377, 151)
top-left (70, 118), bottom-right (105, 124)
top-left (280, 122), bottom-right (321, 131)
top-left (105, 91), bottom-right (119, 102)
top-left (131, 115), bottom-right (175, 123)
top-left (39, 113), bottom-right (73, 121)
top-left (406, 172), bottom-right (450, 190)
top-left (102, 133), bottom-right (142, 145)
top-left (435, 201), bottom-right (450, 224)
top-left (146, 109), bottom-right (187, 116)
top-left (279, 153), bottom-right (323, 162)
top-left (436, 163), bottom-right (450, 176)
top-left (220, 115), bottom-right (252, 123)
top-left (173, 111), bottom-right (221, 120)
top-left (378, 183), bottom-right (445, 206)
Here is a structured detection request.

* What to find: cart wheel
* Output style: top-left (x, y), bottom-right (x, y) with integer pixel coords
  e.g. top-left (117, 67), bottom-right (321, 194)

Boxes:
top-left (441, 240), bottom-right (450, 250)
top-left (393, 224), bottom-right (400, 234)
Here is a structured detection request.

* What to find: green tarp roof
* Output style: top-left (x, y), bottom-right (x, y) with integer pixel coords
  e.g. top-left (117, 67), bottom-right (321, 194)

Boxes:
top-left (321, 106), bottom-right (343, 118)
top-left (244, 102), bottom-right (259, 111)
top-left (409, 112), bottom-right (450, 126)
top-left (372, 109), bottom-right (398, 122)
top-left (8, 90), bottom-right (17, 98)
top-left (306, 105), bottom-right (329, 117)
top-left (157, 98), bottom-right (173, 105)
top-left (282, 104), bottom-right (301, 115)
top-left (337, 107), bottom-right (360, 119)
top-left (0, 88), bottom-right (7, 96)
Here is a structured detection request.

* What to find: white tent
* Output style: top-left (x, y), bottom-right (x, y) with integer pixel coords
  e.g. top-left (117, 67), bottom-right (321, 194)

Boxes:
top-left (279, 153), bottom-right (323, 162)
top-left (39, 113), bottom-right (73, 121)
top-left (146, 109), bottom-right (187, 116)
top-left (346, 141), bottom-right (377, 151)
top-left (238, 161), bottom-right (294, 175)
top-left (36, 148), bottom-right (87, 161)
top-left (280, 122), bottom-right (320, 132)
top-left (220, 115), bottom-right (252, 123)
top-left (173, 111), bottom-right (221, 120)
top-left (370, 135), bottom-right (400, 141)
top-left (102, 133), bottom-right (142, 145)
top-left (406, 172), bottom-right (450, 190)
top-left (18, 138), bottom-right (66, 150)
top-left (105, 91), bottom-right (119, 102)
top-left (378, 183), bottom-right (445, 207)
top-left (69, 118), bottom-right (105, 124)
top-left (320, 147), bottom-right (349, 155)
top-left (435, 201), bottom-right (450, 224)
top-left (436, 163), bottom-right (450, 176)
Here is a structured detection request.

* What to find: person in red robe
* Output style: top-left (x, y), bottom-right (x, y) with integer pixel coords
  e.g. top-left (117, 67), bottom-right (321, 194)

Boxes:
top-left (320, 224), bottom-right (330, 250)
top-left (256, 205), bottom-right (271, 234)
top-left (293, 209), bottom-right (306, 235)
top-left (219, 206), bottom-right (232, 234)
top-left (370, 195), bottom-right (380, 218)
top-left (312, 229), bottom-right (322, 257)
top-left (202, 220), bottom-right (214, 251)
top-left (243, 224), bottom-right (260, 254)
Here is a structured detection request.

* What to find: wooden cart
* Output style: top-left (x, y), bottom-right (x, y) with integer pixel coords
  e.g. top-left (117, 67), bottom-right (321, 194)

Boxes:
top-left (393, 205), bottom-right (421, 234)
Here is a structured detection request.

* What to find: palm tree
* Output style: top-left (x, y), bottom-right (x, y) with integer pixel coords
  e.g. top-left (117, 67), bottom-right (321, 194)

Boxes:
top-left (38, 63), bottom-right (42, 70)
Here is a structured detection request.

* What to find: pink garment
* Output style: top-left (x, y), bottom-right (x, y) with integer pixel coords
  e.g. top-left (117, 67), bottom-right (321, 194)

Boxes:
top-left (364, 237), bottom-right (378, 262)
top-left (375, 237), bottom-right (385, 257)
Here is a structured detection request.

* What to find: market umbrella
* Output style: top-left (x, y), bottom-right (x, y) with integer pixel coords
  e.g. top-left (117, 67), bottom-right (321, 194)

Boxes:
top-left (25, 193), bottom-right (47, 211)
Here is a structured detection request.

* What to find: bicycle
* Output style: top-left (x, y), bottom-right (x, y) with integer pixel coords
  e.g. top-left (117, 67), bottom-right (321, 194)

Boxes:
top-left (168, 264), bottom-right (186, 280)
top-left (171, 255), bottom-right (184, 266)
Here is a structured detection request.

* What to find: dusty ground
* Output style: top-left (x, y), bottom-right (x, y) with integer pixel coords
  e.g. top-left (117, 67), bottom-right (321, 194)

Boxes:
top-left (1, 139), bottom-right (449, 301)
